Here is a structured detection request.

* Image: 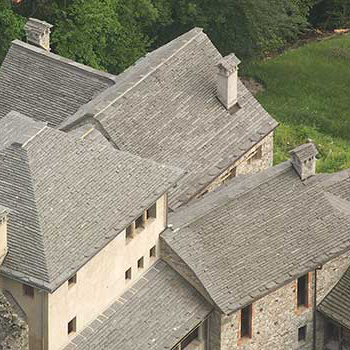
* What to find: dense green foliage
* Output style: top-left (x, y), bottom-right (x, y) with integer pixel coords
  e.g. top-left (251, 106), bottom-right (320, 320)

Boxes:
top-left (310, 0), bottom-right (350, 29)
top-left (2, 0), bottom-right (347, 73)
top-left (0, 0), bottom-right (24, 63)
top-left (153, 0), bottom-right (312, 58)
top-left (242, 35), bottom-right (350, 173)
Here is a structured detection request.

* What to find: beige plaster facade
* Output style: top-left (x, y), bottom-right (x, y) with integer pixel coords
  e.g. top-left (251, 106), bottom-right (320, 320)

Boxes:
top-left (0, 194), bottom-right (167, 350)
top-left (201, 131), bottom-right (274, 195)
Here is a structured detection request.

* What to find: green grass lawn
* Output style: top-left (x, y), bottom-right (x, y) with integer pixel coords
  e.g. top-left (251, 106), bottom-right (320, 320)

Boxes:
top-left (242, 34), bottom-right (350, 173)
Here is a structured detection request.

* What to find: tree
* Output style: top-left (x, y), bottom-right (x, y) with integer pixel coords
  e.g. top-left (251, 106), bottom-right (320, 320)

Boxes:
top-left (0, 0), bottom-right (25, 64)
top-left (151, 0), bottom-right (310, 59)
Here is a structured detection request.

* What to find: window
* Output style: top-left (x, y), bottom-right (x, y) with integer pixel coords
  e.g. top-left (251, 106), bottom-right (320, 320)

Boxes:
top-left (125, 267), bottom-right (132, 281)
top-left (147, 203), bottom-right (157, 220)
top-left (298, 325), bottom-right (306, 341)
top-left (297, 274), bottom-right (309, 308)
top-left (126, 224), bottom-right (134, 240)
top-left (138, 257), bottom-right (144, 269)
top-left (241, 304), bottom-right (252, 339)
top-left (68, 317), bottom-right (76, 335)
top-left (135, 215), bottom-right (144, 230)
top-left (247, 146), bottom-right (263, 165)
top-left (23, 284), bottom-right (34, 298)
top-left (68, 274), bottom-right (77, 287)
top-left (253, 146), bottom-right (262, 160)
top-left (150, 245), bottom-right (156, 259)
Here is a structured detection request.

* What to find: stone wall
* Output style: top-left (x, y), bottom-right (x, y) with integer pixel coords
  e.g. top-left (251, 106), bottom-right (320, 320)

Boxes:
top-left (201, 131), bottom-right (274, 195)
top-left (0, 291), bottom-right (28, 350)
top-left (216, 250), bottom-right (350, 350)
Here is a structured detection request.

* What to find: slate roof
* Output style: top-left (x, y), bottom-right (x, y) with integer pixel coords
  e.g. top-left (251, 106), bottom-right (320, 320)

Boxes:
top-left (318, 266), bottom-right (350, 329)
top-left (0, 114), bottom-right (182, 291)
top-left (0, 40), bottom-right (116, 127)
top-left (162, 161), bottom-right (350, 314)
top-left (60, 28), bottom-right (278, 210)
top-left (64, 261), bottom-right (212, 350)
top-left (0, 111), bottom-right (47, 151)
top-left (290, 142), bottom-right (318, 161)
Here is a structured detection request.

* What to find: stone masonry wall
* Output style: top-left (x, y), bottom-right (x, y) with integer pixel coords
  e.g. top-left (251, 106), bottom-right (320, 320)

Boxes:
top-left (202, 131), bottom-right (274, 195)
top-left (217, 250), bottom-right (350, 350)
top-left (0, 291), bottom-right (28, 350)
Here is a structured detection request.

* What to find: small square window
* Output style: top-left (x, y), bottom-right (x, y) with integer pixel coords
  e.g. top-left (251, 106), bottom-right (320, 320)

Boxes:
top-left (68, 317), bottom-right (76, 335)
top-left (298, 325), bottom-right (306, 342)
top-left (135, 215), bottom-right (144, 229)
top-left (147, 204), bottom-right (157, 219)
top-left (68, 274), bottom-right (77, 287)
top-left (125, 267), bottom-right (132, 281)
top-left (150, 245), bottom-right (156, 259)
top-left (138, 257), bottom-right (144, 269)
top-left (23, 284), bottom-right (34, 298)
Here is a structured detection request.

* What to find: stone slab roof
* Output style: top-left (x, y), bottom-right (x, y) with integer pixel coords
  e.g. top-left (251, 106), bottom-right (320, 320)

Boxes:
top-left (162, 162), bottom-right (350, 314)
top-left (0, 111), bottom-right (47, 151)
top-left (64, 260), bottom-right (212, 350)
top-left (290, 142), bottom-right (318, 161)
top-left (0, 113), bottom-right (182, 291)
top-left (0, 40), bottom-right (116, 128)
top-left (318, 265), bottom-right (350, 329)
top-left (60, 28), bottom-right (277, 210)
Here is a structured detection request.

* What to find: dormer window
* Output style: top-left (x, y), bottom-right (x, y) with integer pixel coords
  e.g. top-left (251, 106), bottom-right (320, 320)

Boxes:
top-left (68, 274), bottom-right (77, 287)
top-left (126, 224), bottom-right (134, 241)
top-left (147, 203), bottom-right (157, 220)
top-left (135, 215), bottom-right (145, 230)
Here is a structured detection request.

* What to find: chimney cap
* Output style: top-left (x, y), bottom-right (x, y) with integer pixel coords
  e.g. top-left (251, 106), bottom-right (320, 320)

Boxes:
top-left (289, 142), bottom-right (318, 162)
top-left (217, 53), bottom-right (241, 74)
top-left (0, 206), bottom-right (10, 220)
top-left (24, 18), bottom-right (53, 33)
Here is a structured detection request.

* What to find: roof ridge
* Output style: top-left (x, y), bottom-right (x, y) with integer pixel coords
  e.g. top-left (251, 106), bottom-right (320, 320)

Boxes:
top-left (93, 28), bottom-right (204, 120)
top-left (12, 40), bottom-right (117, 84)
top-left (22, 125), bottom-right (48, 148)
top-left (22, 146), bottom-right (52, 282)
top-left (170, 161), bottom-right (293, 229)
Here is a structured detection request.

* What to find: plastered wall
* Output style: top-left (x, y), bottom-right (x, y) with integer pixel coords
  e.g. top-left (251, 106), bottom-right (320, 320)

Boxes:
top-left (47, 194), bottom-right (167, 350)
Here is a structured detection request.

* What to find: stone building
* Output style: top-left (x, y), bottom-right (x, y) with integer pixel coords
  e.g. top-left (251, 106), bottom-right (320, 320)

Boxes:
top-left (1, 18), bottom-right (350, 350)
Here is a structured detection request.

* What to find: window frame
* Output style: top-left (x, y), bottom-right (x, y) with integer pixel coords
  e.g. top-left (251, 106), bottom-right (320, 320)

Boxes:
top-left (240, 304), bottom-right (253, 339)
top-left (150, 245), bottom-right (156, 259)
top-left (68, 317), bottom-right (77, 335)
top-left (147, 203), bottom-right (157, 220)
top-left (68, 274), bottom-right (77, 288)
top-left (137, 256), bottom-right (144, 269)
top-left (125, 267), bottom-right (132, 281)
top-left (298, 325), bottom-right (307, 342)
top-left (297, 274), bottom-right (309, 308)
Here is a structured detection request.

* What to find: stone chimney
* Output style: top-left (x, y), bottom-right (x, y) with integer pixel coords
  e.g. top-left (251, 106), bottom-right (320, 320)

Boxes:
top-left (0, 207), bottom-right (9, 265)
top-left (24, 18), bottom-right (53, 51)
top-left (216, 53), bottom-right (241, 110)
top-left (289, 143), bottom-right (318, 181)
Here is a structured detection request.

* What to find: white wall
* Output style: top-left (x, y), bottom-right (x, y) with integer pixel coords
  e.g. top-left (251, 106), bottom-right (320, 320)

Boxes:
top-left (48, 194), bottom-right (167, 350)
